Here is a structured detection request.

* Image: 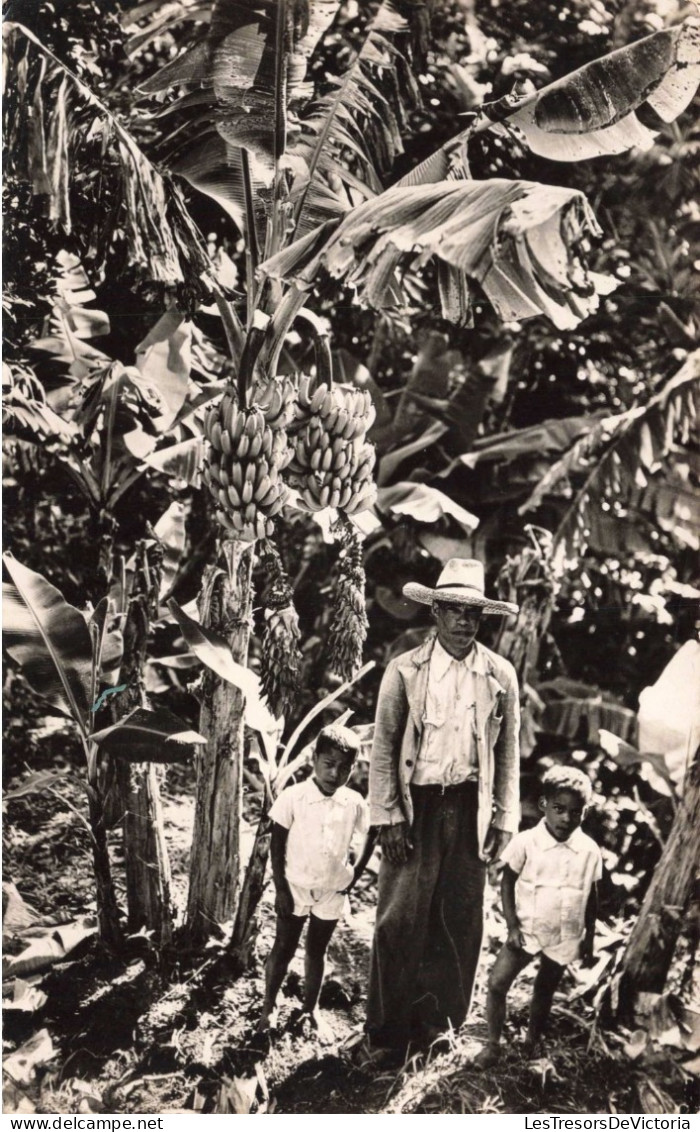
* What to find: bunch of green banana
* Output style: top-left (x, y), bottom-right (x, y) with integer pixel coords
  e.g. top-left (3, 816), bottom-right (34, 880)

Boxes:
top-left (260, 604), bottom-right (301, 718)
top-left (250, 376), bottom-right (297, 430)
top-left (327, 520), bottom-right (369, 680)
top-left (202, 390), bottom-right (292, 541)
top-left (288, 378), bottom-right (377, 514)
top-left (256, 539), bottom-right (302, 717)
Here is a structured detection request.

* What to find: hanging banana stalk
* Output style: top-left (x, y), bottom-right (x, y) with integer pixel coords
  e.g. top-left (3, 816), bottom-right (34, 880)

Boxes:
top-left (257, 540), bottom-right (302, 719)
top-left (327, 514), bottom-right (370, 680)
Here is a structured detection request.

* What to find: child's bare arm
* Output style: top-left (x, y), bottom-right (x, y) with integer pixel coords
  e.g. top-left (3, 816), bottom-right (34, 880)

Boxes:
top-left (501, 865), bottom-right (524, 950)
top-left (580, 881), bottom-right (598, 965)
top-left (270, 822), bottom-right (294, 917)
top-left (341, 827), bottom-right (379, 893)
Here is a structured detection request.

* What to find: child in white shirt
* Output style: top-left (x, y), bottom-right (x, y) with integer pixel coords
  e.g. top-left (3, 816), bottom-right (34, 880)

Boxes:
top-left (475, 766), bottom-right (602, 1067)
top-left (258, 724), bottom-right (375, 1035)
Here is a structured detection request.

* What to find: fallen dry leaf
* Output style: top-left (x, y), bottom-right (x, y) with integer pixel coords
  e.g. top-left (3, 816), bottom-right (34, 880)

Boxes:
top-left (4, 1028), bottom-right (55, 1085)
top-left (214, 1074), bottom-right (258, 1114)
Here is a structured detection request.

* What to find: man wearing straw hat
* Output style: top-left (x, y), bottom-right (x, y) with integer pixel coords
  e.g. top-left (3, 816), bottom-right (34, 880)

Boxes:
top-left (365, 558), bottom-right (520, 1058)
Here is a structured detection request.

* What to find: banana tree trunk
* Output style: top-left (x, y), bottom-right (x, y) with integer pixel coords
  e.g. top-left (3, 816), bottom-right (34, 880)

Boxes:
top-left (115, 558), bottom-right (173, 949)
top-left (117, 761), bottom-right (173, 947)
top-left (87, 785), bottom-right (124, 950)
top-left (617, 748), bottom-right (700, 1012)
top-left (186, 541), bottom-right (253, 943)
top-left (228, 808), bottom-right (272, 973)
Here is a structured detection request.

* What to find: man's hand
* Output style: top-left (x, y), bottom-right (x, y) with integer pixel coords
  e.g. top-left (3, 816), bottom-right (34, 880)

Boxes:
top-left (506, 925), bottom-right (525, 951)
top-left (380, 822), bottom-right (413, 866)
top-left (339, 869), bottom-right (359, 895)
top-left (274, 884), bottom-right (294, 918)
top-left (579, 934), bottom-right (596, 967)
top-left (483, 825), bottom-right (512, 864)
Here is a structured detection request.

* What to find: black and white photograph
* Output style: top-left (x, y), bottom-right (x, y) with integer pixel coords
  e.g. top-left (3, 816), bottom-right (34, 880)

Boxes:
top-left (2, 0), bottom-right (700, 1119)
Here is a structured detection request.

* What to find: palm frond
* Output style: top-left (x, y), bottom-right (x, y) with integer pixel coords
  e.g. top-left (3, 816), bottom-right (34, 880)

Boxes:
top-left (4, 22), bottom-right (210, 288)
top-left (260, 179), bottom-right (616, 329)
top-left (519, 349), bottom-right (700, 555)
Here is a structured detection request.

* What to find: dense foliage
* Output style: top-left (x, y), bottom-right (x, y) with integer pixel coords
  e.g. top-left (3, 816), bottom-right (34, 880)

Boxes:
top-left (3, 0), bottom-right (698, 948)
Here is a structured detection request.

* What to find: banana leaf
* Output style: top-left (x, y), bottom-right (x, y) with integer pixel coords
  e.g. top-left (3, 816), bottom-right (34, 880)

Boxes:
top-left (5, 23), bottom-right (210, 288)
top-left (486, 18), bottom-right (700, 162)
top-left (142, 437), bottom-right (205, 488)
top-left (289, 0), bottom-right (420, 235)
top-left (2, 556), bottom-right (93, 732)
top-left (168, 599), bottom-right (280, 738)
top-left (519, 350), bottom-right (700, 555)
top-left (152, 501), bottom-right (188, 600)
top-left (400, 17), bottom-right (700, 184)
top-left (90, 706), bottom-right (206, 763)
top-left (133, 312), bottom-right (192, 430)
top-left (454, 415), bottom-right (599, 470)
top-left (137, 0), bottom-right (341, 201)
top-left (598, 730), bottom-right (676, 798)
top-left (134, 0), bottom-right (420, 249)
top-left (29, 253), bottom-right (111, 383)
top-left (261, 179), bottom-right (616, 330)
top-left (376, 482), bottom-right (479, 535)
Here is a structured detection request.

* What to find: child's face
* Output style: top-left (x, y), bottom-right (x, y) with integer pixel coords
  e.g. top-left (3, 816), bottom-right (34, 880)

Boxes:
top-left (540, 789), bottom-right (585, 842)
top-left (313, 745), bottom-right (355, 796)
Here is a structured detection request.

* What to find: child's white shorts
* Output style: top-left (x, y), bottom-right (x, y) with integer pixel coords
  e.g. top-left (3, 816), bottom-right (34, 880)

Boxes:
top-left (288, 881), bottom-right (347, 921)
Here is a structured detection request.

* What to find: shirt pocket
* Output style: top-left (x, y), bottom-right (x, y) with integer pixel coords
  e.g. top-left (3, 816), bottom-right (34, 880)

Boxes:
top-left (420, 700), bottom-right (447, 763)
top-left (488, 694), bottom-right (505, 743)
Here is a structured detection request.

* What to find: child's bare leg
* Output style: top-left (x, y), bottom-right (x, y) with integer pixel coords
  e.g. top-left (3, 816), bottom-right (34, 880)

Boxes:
top-left (475, 944), bottom-right (532, 1067)
top-left (302, 914), bottom-right (338, 1017)
top-left (259, 913), bottom-right (306, 1028)
top-left (525, 955), bottom-right (564, 1048)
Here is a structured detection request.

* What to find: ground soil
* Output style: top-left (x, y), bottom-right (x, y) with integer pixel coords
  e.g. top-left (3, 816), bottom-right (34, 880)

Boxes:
top-left (3, 767), bottom-right (698, 1116)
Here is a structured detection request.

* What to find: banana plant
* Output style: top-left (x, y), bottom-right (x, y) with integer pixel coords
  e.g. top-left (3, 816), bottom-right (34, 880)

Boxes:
top-left (6, 1), bottom-right (699, 946)
top-left (3, 251), bottom-right (221, 942)
top-left (130, 0), bottom-right (699, 944)
top-left (168, 595), bottom-right (373, 967)
top-left (2, 553), bottom-right (205, 950)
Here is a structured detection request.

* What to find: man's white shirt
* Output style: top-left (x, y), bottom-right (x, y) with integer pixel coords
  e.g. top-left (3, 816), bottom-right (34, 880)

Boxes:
top-left (413, 637), bottom-right (483, 786)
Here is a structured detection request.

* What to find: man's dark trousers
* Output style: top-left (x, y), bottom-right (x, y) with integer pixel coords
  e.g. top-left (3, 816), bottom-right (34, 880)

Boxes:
top-left (367, 782), bottom-right (486, 1049)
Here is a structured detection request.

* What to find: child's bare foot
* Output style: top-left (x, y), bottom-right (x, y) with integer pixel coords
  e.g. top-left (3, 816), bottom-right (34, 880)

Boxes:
top-left (256, 1006), bottom-right (279, 1033)
top-left (473, 1042), bottom-right (501, 1069)
top-left (291, 1007), bottom-right (334, 1045)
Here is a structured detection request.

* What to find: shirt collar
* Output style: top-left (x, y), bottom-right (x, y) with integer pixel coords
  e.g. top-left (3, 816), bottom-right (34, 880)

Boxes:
top-left (534, 818), bottom-right (585, 852)
top-left (304, 777), bottom-right (350, 806)
top-left (432, 637), bottom-right (486, 680)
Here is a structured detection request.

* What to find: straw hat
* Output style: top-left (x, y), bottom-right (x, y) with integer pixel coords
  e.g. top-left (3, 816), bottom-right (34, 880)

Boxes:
top-left (403, 558), bottom-right (519, 617)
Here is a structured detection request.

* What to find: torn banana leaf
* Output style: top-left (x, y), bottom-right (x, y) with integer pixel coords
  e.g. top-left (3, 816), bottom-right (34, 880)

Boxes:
top-left (487, 17), bottom-right (700, 161)
top-left (261, 179), bottom-right (616, 329)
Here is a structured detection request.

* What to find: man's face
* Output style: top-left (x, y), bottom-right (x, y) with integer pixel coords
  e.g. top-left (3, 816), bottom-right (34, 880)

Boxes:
top-left (432, 601), bottom-right (483, 658)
